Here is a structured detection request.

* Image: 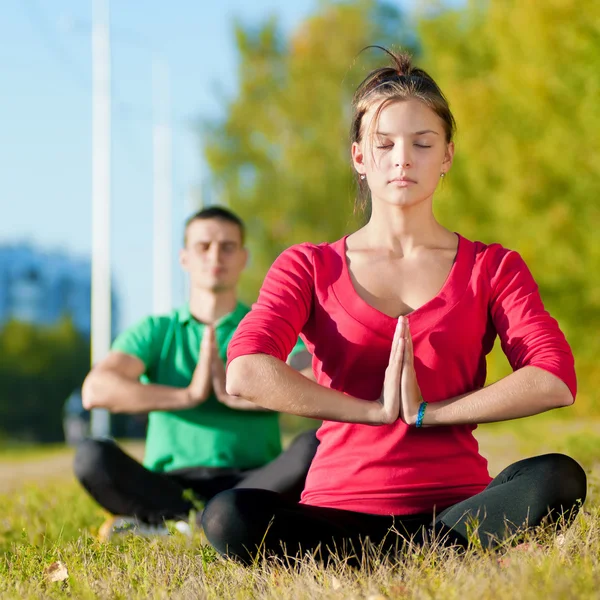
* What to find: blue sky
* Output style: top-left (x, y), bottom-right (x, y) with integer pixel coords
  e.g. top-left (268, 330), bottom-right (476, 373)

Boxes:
top-left (1, 0), bottom-right (419, 331)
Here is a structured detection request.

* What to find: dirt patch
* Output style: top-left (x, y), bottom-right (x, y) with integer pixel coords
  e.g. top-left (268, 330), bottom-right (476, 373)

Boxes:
top-left (0, 442), bottom-right (145, 494)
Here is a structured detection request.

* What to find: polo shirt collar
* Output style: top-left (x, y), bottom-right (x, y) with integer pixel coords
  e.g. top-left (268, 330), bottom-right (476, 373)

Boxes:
top-left (176, 305), bottom-right (193, 325)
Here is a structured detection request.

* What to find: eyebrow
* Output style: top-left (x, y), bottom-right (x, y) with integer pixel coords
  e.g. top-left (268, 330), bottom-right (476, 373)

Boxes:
top-left (375, 130), bottom-right (440, 136)
top-left (193, 239), bottom-right (239, 245)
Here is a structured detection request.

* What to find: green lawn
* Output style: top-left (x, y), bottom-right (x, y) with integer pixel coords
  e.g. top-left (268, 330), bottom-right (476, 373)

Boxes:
top-left (0, 418), bottom-right (599, 599)
top-left (0, 443), bottom-right (69, 463)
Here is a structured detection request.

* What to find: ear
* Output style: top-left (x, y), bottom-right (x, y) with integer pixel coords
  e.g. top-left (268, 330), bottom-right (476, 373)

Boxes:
top-left (179, 248), bottom-right (189, 272)
top-left (442, 141), bottom-right (455, 174)
top-left (241, 247), bottom-right (249, 270)
top-left (351, 141), bottom-right (366, 177)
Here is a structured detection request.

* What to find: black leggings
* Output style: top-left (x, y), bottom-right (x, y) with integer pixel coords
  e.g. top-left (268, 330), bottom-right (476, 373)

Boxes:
top-left (202, 453), bottom-right (586, 564)
top-left (73, 429), bottom-right (319, 524)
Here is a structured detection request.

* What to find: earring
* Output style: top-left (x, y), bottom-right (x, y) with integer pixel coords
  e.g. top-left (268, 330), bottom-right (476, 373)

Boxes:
top-left (440, 172), bottom-right (446, 178)
top-left (360, 174), bottom-right (366, 180)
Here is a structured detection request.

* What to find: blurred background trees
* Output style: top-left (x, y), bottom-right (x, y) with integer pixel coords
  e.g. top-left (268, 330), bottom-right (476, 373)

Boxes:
top-left (418, 0), bottom-right (600, 411)
top-left (0, 319), bottom-right (89, 443)
top-left (203, 0), bottom-right (600, 413)
top-left (203, 0), bottom-right (418, 294)
top-left (0, 318), bottom-right (144, 443)
top-left (2, 0), bottom-right (598, 443)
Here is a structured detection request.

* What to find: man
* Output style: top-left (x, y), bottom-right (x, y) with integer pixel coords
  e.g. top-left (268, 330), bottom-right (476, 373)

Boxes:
top-left (75, 206), bottom-right (318, 538)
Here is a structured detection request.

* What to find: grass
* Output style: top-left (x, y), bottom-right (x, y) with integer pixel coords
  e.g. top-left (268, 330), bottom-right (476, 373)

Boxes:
top-left (0, 440), bottom-right (144, 464)
top-left (0, 417), bottom-right (599, 599)
top-left (0, 443), bottom-right (70, 463)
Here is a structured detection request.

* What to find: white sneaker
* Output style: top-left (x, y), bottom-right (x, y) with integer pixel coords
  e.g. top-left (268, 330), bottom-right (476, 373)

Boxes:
top-left (174, 520), bottom-right (193, 536)
top-left (98, 516), bottom-right (176, 541)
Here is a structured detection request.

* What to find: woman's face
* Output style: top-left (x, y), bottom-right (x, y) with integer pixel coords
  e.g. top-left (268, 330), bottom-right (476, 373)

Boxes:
top-left (352, 98), bottom-right (454, 210)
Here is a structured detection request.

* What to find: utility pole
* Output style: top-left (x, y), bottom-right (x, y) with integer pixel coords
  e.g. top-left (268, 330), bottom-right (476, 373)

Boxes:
top-left (152, 57), bottom-right (173, 316)
top-left (90, 0), bottom-right (112, 437)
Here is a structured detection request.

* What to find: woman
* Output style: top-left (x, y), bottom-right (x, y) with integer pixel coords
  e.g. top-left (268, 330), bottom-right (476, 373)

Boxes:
top-left (201, 49), bottom-right (586, 564)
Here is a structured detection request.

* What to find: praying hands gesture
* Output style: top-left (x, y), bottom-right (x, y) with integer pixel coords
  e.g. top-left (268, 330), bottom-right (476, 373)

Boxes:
top-left (187, 326), bottom-right (266, 411)
top-left (379, 316), bottom-right (425, 426)
top-left (208, 327), bottom-right (271, 411)
top-left (185, 325), bottom-right (215, 407)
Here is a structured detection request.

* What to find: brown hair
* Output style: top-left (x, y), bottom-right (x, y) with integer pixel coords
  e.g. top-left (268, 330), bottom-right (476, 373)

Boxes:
top-left (351, 47), bottom-right (456, 214)
top-left (184, 205), bottom-right (246, 245)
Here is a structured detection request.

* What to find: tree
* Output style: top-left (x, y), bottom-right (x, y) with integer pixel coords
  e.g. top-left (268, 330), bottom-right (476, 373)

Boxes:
top-left (417, 0), bottom-right (600, 411)
top-left (203, 0), bottom-right (600, 415)
top-left (203, 0), bottom-right (417, 299)
top-left (0, 319), bottom-right (90, 442)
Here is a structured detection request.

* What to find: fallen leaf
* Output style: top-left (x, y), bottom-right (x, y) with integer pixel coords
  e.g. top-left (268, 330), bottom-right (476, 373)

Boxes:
top-left (389, 584), bottom-right (408, 596)
top-left (44, 561), bottom-right (68, 583)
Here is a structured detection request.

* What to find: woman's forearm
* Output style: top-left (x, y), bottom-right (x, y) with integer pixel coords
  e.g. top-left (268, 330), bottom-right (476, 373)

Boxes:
top-left (423, 366), bottom-right (573, 426)
top-left (226, 354), bottom-right (387, 424)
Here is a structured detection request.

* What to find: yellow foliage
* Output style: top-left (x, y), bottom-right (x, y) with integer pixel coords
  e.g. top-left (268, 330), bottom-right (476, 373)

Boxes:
top-left (418, 0), bottom-right (600, 412)
top-left (203, 0), bottom-right (600, 413)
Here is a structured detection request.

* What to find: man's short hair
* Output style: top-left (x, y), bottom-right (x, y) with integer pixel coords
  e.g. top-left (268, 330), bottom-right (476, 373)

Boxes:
top-left (184, 206), bottom-right (246, 245)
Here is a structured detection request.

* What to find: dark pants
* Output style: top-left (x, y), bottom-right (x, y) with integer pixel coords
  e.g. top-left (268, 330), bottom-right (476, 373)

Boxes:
top-left (201, 453), bottom-right (586, 564)
top-left (74, 429), bottom-right (319, 524)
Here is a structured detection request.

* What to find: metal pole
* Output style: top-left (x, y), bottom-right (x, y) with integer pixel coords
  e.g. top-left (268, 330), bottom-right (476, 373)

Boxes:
top-left (90, 0), bottom-right (112, 437)
top-left (152, 56), bottom-right (173, 315)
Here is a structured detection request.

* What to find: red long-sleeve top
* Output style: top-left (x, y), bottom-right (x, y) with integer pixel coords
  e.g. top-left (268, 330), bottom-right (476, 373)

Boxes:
top-left (228, 234), bottom-right (576, 515)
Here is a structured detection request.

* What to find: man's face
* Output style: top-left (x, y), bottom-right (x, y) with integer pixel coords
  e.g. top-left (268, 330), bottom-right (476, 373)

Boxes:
top-left (179, 218), bottom-right (247, 293)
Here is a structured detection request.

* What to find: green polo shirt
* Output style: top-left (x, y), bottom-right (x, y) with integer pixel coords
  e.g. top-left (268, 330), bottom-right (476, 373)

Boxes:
top-left (112, 302), bottom-right (305, 473)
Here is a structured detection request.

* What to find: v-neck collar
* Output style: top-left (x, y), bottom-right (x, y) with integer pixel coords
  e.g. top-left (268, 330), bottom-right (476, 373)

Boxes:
top-left (331, 233), bottom-right (475, 339)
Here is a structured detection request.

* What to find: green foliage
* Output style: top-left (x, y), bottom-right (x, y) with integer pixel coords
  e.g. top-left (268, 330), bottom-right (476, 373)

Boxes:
top-left (0, 319), bottom-right (89, 442)
top-left (203, 0), bottom-right (417, 299)
top-left (416, 0), bottom-right (600, 411)
top-left (203, 0), bottom-right (600, 414)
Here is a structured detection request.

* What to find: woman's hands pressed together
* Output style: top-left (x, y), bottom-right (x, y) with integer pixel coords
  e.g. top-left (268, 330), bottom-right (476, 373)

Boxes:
top-left (379, 316), bottom-right (424, 426)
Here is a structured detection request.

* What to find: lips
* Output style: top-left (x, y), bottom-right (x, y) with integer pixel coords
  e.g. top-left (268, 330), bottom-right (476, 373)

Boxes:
top-left (389, 177), bottom-right (417, 186)
top-left (389, 176), bottom-right (417, 184)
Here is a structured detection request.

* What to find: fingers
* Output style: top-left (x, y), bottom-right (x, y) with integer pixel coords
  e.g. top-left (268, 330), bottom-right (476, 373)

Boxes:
top-left (380, 317), bottom-right (406, 420)
top-left (196, 327), bottom-right (215, 381)
top-left (392, 316), bottom-right (406, 363)
top-left (386, 317), bottom-right (405, 387)
top-left (201, 327), bottom-right (220, 362)
top-left (203, 326), bottom-right (225, 377)
top-left (202, 325), bottom-right (215, 345)
top-left (403, 319), bottom-right (414, 367)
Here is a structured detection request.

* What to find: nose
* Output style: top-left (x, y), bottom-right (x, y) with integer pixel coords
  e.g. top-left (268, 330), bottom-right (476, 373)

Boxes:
top-left (392, 140), bottom-right (412, 169)
top-left (208, 242), bottom-right (222, 264)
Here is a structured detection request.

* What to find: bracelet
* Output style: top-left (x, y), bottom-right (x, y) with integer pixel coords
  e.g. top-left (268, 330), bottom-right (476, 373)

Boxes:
top-left (415, 401), bottom-right (428, 428)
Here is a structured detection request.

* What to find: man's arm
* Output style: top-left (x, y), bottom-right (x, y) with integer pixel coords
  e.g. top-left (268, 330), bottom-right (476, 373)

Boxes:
top-left (212, 339), bottom-right (315, 411)
top-left (210, 329), bottom-right (271, 411)
top-left (82, 350), bottom-right (210, 414)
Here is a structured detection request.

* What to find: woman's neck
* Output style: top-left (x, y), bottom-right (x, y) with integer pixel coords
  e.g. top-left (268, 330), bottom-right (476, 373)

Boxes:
top-left (359, 199), bottom-right (453, 254)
